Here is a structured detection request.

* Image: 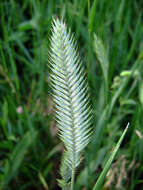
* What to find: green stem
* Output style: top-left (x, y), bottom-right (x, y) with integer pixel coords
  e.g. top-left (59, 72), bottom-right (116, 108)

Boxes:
top-left (70, 168), bottom-right (75, 190)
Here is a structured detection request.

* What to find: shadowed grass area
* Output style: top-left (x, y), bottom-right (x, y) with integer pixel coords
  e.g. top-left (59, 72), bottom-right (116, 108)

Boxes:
top-left (0, 0), bottom-right (143, 189)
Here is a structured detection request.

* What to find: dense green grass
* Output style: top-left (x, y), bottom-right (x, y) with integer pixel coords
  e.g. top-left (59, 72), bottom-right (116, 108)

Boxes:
top-left (0, 0), bottom-right (143, 189)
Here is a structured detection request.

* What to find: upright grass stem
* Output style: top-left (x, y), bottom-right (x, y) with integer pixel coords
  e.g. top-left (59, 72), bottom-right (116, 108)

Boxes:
top-left (71, 168), bottom-right (75, 190)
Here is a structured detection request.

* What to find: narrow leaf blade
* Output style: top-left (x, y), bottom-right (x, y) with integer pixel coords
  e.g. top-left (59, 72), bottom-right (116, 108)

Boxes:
top-left (0, 131), bottom-right (37, 189)
top-left (92, 123), bottom-right (129, 190)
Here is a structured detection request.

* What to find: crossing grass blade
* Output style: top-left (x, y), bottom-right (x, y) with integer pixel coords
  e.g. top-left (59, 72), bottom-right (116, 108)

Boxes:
top-left (92, 123), bottom-right (129, 190)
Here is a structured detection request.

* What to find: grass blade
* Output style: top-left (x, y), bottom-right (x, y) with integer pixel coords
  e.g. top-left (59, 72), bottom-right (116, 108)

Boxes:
top-left (88, 0), bottom-right (98, 33)
top-left (92, 123), bottom-right (129, 190)
top-left (0, 131), bottom-right (37, 189)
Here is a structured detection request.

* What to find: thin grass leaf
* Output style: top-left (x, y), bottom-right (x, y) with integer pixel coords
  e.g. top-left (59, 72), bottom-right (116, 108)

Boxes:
top-left (92, 123), bottom-right (129, 190)
top-left (88, 0), bottom-right (98, 33)
top-left (0, 131), bottom-right (37, 189)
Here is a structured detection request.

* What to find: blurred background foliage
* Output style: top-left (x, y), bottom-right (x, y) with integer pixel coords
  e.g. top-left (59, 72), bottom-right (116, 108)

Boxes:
top-left (0, 0), bottom-right (143, 189)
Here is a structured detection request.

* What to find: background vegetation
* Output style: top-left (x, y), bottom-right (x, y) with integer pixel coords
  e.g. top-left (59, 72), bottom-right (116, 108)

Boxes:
top-left (0, 0), bottom-right (143, 189)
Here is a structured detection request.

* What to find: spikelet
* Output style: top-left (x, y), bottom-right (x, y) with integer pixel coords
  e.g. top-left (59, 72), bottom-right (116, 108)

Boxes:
top-left (49, 18), bottom-right (92, 187)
